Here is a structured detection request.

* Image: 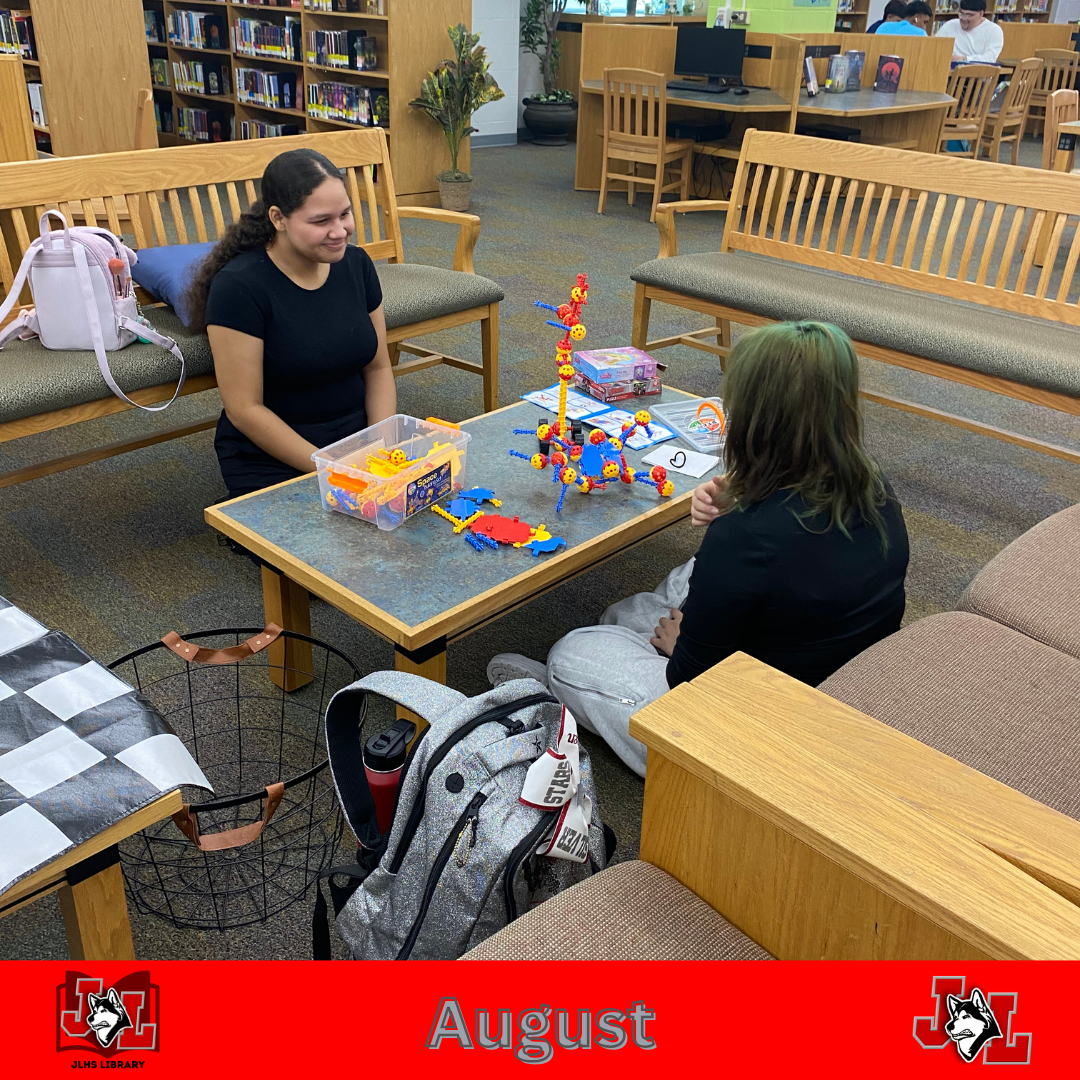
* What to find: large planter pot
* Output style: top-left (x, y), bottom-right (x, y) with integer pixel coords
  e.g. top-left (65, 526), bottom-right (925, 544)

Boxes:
top-left (437, 176), bottom-right (472, 212)
top-left (522, 99), bottom-right (578, 146)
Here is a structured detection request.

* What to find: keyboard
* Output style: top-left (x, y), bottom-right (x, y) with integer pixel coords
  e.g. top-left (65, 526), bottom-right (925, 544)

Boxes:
top-left (667, 80), bottom-right (731, 94)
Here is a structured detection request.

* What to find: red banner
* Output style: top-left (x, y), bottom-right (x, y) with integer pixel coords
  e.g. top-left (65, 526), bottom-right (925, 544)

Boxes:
top-left (0, 961), bottom-right (1071, 1076)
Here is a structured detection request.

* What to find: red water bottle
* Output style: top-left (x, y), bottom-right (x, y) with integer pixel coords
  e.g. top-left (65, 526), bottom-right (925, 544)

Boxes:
top-left (363, 719), bottom-right (416, 835)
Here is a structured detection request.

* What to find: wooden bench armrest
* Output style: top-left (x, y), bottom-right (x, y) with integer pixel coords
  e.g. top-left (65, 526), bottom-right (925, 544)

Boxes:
top-left (655, 199), bottom-right (730, 259)
top-left (396, 206), bottom-right (482, 273)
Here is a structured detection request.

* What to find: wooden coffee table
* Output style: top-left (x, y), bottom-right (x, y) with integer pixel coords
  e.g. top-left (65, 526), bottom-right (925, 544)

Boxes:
top-left (204, 390), bottom-right (701, 705)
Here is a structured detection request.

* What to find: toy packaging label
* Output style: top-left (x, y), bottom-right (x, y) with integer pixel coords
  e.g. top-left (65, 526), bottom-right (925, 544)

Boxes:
top-left (576, 372), bottom-right (662, 404)
top-left (573, 346), bottom-right (658, 384)
top-left (405, 461), bottom-right (452, 516)
top-left (586, 409), bottom-right (677, 450)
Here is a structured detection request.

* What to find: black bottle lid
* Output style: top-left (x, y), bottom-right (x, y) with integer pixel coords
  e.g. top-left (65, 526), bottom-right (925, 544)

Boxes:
top-left (363, 718), bottom-right (417, 772)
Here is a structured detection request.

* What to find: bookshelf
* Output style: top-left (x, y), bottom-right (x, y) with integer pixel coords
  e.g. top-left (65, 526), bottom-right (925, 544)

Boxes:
top-left (931, 0), bottom-right (1050, 24)
top-left (835, 0), bottom-right (870, 33)
top-left (3, 0), bottom-right (152, 156)
top-left (144, 0), bottom-right (469, 204)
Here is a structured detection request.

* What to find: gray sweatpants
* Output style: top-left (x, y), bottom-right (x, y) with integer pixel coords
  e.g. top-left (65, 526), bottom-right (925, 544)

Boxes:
top-left (545, 558), bottom-right (695, 778)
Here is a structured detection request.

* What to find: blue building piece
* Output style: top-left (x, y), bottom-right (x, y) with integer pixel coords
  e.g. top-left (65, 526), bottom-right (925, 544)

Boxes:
top-left (459, 487), bottom-right (499, 504)
top-left (463, 532), bottom-right (485, 552)
top-left (522, 536), bottom-right (567, 557)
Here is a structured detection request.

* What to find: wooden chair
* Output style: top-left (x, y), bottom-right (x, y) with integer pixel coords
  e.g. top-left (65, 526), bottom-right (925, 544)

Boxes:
top-left (1042, 87), bottom-right (1079, 171)
top-left (979, 56), bottom-right (1042, 165)
top-left (1028, 48), bottom-right (1080, 137)
top-left (598, 68), bottom-right (694, 223)
top-left (940, 64), bottom-right (999, 158)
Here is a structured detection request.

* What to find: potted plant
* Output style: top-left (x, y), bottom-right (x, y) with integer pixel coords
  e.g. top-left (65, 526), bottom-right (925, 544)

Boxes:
top-left (520, 0), bottom-right (578, 146)
top-left (409, 24), bottom-right (505, 212)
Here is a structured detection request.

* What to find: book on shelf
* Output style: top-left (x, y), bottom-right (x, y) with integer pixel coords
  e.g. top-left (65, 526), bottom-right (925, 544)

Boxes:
top-left (154, 100), bottom-right (174, 133)
top-left (151, 57), bottom-right (170, 88)
top-left (236, 67), bottom-right (302, 110)
top-left (0, 9), bottom-right (35, 59)
top-left (177, 105), bottom-right (233, 142)
top-left (241, 118), bottom-right (302, 139)
top-left (26, 79), bottom-right (46, 126)
top-left (172, 58), bottom-right (231, 96)
top-left (168, 10), bottom-right (228, 51)
top-left (232, 17), bottom-right (302, 61)
top-left (307, 80), bottom-right (377, 125)
top-left (304, 0), bottom-right (386, 11)
top-left (144, 9), bottom-right (166, 43)
top-left (873, 53), bottom-right (903, 93)
top-left (304, 29), bottom-right (377, 70)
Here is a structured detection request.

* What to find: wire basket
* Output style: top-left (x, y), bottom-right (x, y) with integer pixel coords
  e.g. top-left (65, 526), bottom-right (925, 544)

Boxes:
top-left (110, 626), bottom-right (357, 930)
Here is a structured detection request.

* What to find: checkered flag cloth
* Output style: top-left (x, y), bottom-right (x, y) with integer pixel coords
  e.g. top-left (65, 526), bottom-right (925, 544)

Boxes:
top-left (0, 597), bottom-right (210, 897)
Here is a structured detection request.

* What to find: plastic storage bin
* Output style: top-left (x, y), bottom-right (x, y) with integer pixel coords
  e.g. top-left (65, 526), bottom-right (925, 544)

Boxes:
top-left (313, 415), bottom-right (470, 531)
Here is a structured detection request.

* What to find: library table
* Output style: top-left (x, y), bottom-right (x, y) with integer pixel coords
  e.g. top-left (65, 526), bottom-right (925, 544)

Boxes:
top-left (205, 390), bottom-right (701, 714)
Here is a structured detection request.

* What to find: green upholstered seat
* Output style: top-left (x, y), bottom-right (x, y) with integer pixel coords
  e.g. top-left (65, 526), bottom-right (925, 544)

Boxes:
top-left (631, 251), bottom-right (1080, 398)
top-left (0, 308), bottom-right (212, 426)
top-left (377, 263), bottom-right (504, 331)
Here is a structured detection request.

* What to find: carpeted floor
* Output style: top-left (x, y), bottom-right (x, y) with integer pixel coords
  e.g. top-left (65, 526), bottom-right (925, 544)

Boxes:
top-left (2, 134), bottom-right (1079, 960)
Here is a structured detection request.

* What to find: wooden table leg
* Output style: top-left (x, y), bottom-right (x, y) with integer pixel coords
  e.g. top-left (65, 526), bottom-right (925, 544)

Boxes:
top-left (394, 638), bottom-right (447, 738)
top-left (261, 564), bottom-right (314, 692)
top-left (58, 846), bottom-right (136, 962)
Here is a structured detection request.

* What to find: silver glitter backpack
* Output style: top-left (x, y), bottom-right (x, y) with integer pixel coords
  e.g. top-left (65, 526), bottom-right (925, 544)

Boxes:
top-left (313, 672), bottom-right (612, 960)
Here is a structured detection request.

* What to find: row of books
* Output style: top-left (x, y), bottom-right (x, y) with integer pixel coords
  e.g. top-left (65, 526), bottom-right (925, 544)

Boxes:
top-left (167, 10), bottom-right (227, 51)
top-left (144, 9), bottom-right (166, 44)
top-left (177, 106), bottom-right (233, 142)
top-left (0, 8), bottom-right (35, 59)
top-left (239, 1), bottom-right (302, 7)
top-left (304, 29), bottom-right (378, 70)
top-left (236, 68), bottom-right (302, 111)
top-left (26, 80), bottom-right (46, 126)
top-left (305, 0), bottom-right (386, 12)
top-left (241, 119), bottom-right (303, 139)
top-left (232, 17), bottom-right (302, 61)
top-left (307, 81), bottom-right (384, 126)
top-left (173, 59), bottom-right (232, 96)
top-left (154, 101), bottom-right (174, 134)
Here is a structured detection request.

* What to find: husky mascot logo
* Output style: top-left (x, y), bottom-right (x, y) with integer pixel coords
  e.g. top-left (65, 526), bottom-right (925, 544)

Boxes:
top-left (85, 988), bottom-right (133, 1048)
top-left (944, 989), bottom-right (1002, 1062)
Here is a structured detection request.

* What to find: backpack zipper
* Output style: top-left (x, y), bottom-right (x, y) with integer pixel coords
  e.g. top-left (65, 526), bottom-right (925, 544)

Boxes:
top-left (396, 791), bottom-right (487, 960)
top-left (387, 693), bottom-right (555, 875)
top-left (503, 812), bottom-right (559, 922)
top-left (548, 672), bottom-right (638, 706)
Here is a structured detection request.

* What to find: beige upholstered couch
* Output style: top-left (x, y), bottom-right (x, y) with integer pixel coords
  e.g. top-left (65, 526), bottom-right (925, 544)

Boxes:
top-left (463, 502), bottom-right (1080, 961)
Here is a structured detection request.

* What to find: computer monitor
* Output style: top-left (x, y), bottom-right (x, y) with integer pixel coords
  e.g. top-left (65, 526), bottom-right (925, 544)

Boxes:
top-left (673, 26), bottom-right (746, 88)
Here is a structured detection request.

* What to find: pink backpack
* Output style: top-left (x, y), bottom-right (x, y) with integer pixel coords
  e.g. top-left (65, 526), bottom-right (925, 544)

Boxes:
top-left (0, 210), bottom-right (186, 411)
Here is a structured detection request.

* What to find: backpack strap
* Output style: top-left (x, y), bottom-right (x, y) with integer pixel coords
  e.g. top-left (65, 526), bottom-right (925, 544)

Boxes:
top-left (0, 244), bottom-right (40, 333)
top-left (72, 244), bottom-right (186, 412)
top-left (0, 309), bottom-right (37, 348)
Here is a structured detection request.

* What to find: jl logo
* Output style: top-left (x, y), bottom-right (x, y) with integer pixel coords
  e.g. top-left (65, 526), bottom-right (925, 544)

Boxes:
top-left (56, 971), bottom-right (161, 1057)
top-left (913, 976), bottom-right (1032, 1064)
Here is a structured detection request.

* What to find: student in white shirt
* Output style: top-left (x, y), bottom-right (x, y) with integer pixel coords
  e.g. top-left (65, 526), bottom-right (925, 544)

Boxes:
top-left (936, 0), bottom-right (1004, 63)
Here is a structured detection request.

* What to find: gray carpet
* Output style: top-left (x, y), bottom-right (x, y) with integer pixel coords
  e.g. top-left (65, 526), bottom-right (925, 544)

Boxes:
top-left (2, 133), bottom-right (1079, 959)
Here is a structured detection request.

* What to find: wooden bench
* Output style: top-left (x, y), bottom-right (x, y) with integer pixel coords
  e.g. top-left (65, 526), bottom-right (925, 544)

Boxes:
top-left (0, 129), bottom-right (501, 488)
top-left (631, 128), bottom-right (1080, 466)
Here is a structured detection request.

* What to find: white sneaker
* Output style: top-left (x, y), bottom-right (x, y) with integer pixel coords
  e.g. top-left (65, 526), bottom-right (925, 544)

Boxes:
top-left (487, 653), bottom-right (549, 688)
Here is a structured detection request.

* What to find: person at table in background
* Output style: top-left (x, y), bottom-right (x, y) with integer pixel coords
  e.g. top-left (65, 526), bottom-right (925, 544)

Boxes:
top-left (935, 0), bottom-right (1003, 63)
top-left (875, 0), bottom-right (932, 35)
top-left (486, 322), bottom-right (910, 778)
top-left (867, 0), bottom-right (907, 35)
top-left (184, 148), bottom-right (396, 499)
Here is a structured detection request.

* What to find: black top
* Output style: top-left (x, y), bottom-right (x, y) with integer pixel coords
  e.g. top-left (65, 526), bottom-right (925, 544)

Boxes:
top-left (205, 244), bottom-right (383, 497)
top-left (667, 485), bottom-right (909, 689)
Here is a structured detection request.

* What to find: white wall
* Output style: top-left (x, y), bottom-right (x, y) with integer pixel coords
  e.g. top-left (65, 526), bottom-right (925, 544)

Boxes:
top-left (471, 0), bottom-right (520, 144)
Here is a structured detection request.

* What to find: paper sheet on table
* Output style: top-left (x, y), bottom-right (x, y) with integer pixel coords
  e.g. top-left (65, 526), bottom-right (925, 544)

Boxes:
top-left (641, 446), bottom-right (720, 478)
top-left (584, 410), bottom-right (676, 450)
top-left (520, 386), bottom-right (609, 420)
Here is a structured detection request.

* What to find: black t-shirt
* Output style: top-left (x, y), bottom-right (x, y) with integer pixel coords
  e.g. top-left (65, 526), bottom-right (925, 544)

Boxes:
top-left (667, 484), bottom-right (909, 689)
top-left (205, 244), bottom-right (383, 496)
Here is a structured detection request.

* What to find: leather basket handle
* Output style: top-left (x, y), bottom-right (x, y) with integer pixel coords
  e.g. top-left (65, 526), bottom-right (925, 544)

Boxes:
top-left (172, 782), bottom-right (285, 852)
top-left (161, 624), bottom-right (283, 665)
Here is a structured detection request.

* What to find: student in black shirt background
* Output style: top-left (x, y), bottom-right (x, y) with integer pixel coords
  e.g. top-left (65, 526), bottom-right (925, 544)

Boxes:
top-left (184, 149), bottom-right (396, 499)
top-left (487, 322), bottom-right (910, 777)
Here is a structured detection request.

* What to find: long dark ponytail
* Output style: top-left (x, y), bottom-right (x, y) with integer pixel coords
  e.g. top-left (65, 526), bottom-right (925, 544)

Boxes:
top-left (183, 148), bottom-right (343, 331)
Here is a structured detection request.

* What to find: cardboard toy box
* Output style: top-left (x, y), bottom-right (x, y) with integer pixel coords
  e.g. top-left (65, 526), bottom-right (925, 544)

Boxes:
top-left (573, 346), bottom-right (659, 385)
top-left (575, 372), bottom-right (662, 404)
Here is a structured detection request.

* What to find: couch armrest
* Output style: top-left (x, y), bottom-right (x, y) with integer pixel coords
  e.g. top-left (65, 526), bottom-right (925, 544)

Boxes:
top-left (396, 206), bottom-right (482, 273)
top-left (655, 199), bottom-right (729, 259)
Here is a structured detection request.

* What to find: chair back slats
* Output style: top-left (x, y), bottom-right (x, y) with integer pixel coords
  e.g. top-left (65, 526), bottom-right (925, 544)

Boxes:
top-left (1035, 49), bottom-right (1079, 95)
top-left (723, 130), bottom-right (1080, 326)
top-left (603, 68), bottom-right (668, 149)
top-left (945, 65), bottom-right (998, 124)
top-left (0, 130), bottom-right (406, 313)
top-left (1002, 57), bottom-right (1043, 121)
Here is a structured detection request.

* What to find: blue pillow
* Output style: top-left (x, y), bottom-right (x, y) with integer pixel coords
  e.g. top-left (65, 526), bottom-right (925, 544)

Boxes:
top-left (131, 241), bottom-right (217, 328)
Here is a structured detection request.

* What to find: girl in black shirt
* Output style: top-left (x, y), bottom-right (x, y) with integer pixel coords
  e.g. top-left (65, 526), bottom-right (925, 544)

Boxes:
top-left (487, 321), bottom-right (910, 777)
top-left (184, 149), bottom-right (396, 498)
